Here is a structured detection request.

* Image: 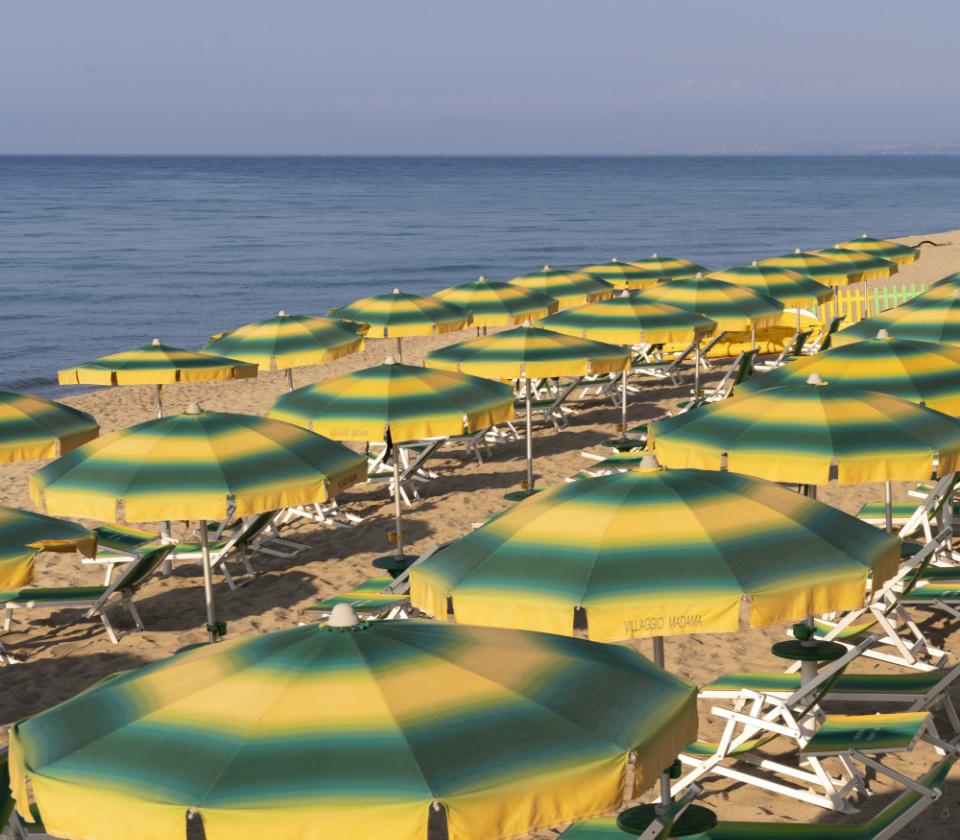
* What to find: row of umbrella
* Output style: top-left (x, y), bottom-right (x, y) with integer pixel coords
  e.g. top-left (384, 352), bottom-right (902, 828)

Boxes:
top-left (46, 233), bottom-right (916, 420)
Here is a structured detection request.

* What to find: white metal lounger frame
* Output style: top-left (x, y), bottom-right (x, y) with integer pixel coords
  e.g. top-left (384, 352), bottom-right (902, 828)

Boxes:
top-left (794, 529), bottom-right (953, 672)
top-left (671, 636), bottom-right (879, 813)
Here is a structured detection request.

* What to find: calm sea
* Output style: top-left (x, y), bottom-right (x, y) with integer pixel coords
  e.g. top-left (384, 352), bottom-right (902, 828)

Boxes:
top-left (2, 155), bottom-right (959, 395)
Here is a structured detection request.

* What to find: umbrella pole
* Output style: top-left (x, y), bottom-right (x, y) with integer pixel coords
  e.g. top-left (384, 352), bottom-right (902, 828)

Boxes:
top-left (694, 341), bottom-right (701, 397)
top-left (200, 520), bottom-right (217, 644)
top-left (750, 325), bottom-right (756, 353)
top-left (286, 369), bottom-right (294, 392)
top-left (652, 635), bottom-right (665, 668)
top-left (884, 480), bottom-right (894, 533)
top-left (620, 368), bottom-right (628, 440)
top-left (392, 432), bottom-right (404, 560)
top-left (156, 384), bottom-right (163, 419)
top-left (396, 336), bottom-right (403, 363)
top-left (525, 377), bottom-right (534, 491)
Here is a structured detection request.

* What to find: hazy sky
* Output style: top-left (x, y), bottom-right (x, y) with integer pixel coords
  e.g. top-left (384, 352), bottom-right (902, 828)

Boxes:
top-left (4, 1), bottom-right (960, 154)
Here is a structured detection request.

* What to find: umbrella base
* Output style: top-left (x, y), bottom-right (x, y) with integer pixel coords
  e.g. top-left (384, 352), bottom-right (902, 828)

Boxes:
top-left (503, 488), bottom-right (543, 502)
top-left (372, 553), bottom-right (419, 579)
top-left (617, 803), bottom-right (717, 837)
top-left (771, 639), bottom-right (847, 663)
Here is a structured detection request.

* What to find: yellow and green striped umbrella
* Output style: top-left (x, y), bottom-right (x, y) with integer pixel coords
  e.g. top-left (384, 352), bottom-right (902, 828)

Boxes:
top-left (329, 289), bottom-right (469, 338)
top-left (538, 294), bottom-right (716, 347)
top-left (651, 377), bottom-right (960, 485)
top-left (0, 506), bottom-right (96, 590)
top-left (410, 463), bottom-right (899, 642)
top-left (737, 332), bottom-right (960, 414)
top-left (30, 407), bottom-right (367, 640)
top-left (508, 266), bottom-right (614, 308)
top-left (204, 311), bottom-right (365, 391)
top-left (929, 271), bottom-right (960, 290)
top-left (623, 254), bottom-right (709, 288)
top-left (706, 262), bottom-right (833, 309)
top-left (434, 276), bottom-right (558, 327)
top-left (836, 234), bottom-right (920, 265)
top-left (425, 325), bottom-right (629, 380)
top-left (8, 618), bottom-right (697, 840)
top-left (30, 408), bottom-right (367, 523)
top-left (832, 284), bottom-right (960, 348)
top-left (578, 258), bottom-right (686, 291)
top-left (269, 360), bottom-right (514, 444)
top-left (59, 339), bottom-right (258, 417)
top-left (759, 249), bottom-right (860, 287)
top-left (0, 391), bottom-right (98, 463)
top-left (425, 326), bottom-right (628, 494)
top-left (639, 275), bottom-right (783, 333)
top-left (812, 246), bottom-right (898, 281)
top-left (270, 360), bottom-right (513, 562)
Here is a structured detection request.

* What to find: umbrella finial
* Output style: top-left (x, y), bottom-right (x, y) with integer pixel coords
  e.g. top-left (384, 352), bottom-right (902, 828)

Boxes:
top-left (862, 233), bottom-right (869, 238)
top-left (478, 275), bottom-right (487, 282)
top-left (805, 372), bottom-right (826, 386)
top-left (278, 310), bottom-right (287, 317)
top-left (694, 272), bottom-right (704, 279)
top-left (794, 247), bottom-right (802, 254)
top-left (619, 290), bottom-right (630, 298)
top-left (751, 260), bottom-right (759, 266)
top-left (651, 252), bottom-right (658, 258)
top-left (185, 402), bottom-right (203, 415)
top-left (638, 453), bottom-right (661, 471)
top-left (384, 356), bottom-right (397, 365)
top-left (543, 264), bottom-right (551, 271)
top-left (876, 328), bottom-right (891, 340)
top-left (392, 288), bottom-right (400, 294)
top-left (151, 338), bottom-right (161, 346)
top-left (328, 603), bottom-right (359, 628)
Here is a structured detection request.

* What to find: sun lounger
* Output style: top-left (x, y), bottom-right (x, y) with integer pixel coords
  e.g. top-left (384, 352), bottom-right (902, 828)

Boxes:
top-left (560, 754), bottom-right (958, 840)
top-left (304, 541), bottom-right (448, 623)
top-left (1, 543), bottom-right (173, 645)
top-left (702, 663), bottom-right (960, 735)
top-left (633, 340), bottom-right (697, 386)
top-left (801, 530), bottom-right (952, 671)
top-left (692, 350), bottom-right (756, 406)
top-left (753, 329), bottom-right (812, 372)
top-left (672, 636), bottom-right (878, 812)
top-left (166, 511), bottom-right (295, 590)
top-left (802, 315), bottom-right (845, 355)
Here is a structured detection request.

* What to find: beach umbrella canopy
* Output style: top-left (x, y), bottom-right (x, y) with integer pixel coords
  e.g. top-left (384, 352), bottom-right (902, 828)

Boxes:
top-left (538, 295), bottom-right (716, 439)
top-left (410, 463), bottom-right (899, 642)
top-left (0, 391), bottom-right (98, 463)
top-left (812, 247), bottom-right (898, 281)
top-left (0, 505), bottom-right (96, 590)
top-left (7, 617), bottom-right (698, 840)
top-left (434, 276), bottom-right (558, 326)
top-left (425, 326), bottom-right (628, 494)
top-left (269, 360), bottom-right (515, 444)
top-left (578, 259), bottom-right (675, 291)
top-left (831, 285), bottom-right (960, 348)
top-left (537, 293), bottom-right (716, 347)
top-left (706, 262), bottom-right (833, 309)
top-left (204, 311), bottom-right (365, 391)
top-left (759, 250), bottom-right (860, 287)
top-left (623, 254), bottom-right (709, 287)
top-left (835, 234), bottom-right (920, 265)
top-left (59, 339), bottom-right (258, 417)
top-left (270, 360), bottom-right (514, 563)
top-left (737, 331), bottom-right (960, 414)
top-left (930, 271), bottom-right (960, 290)
top-left (651, 376), bottom-right (960, 485)
top-left (508, 266), bottom-right (614, 308)
top-left (639, 275), bottom-right (783, 333)
top-left (329, 289), bottom-right (469, 338)
top-left (30, 406), bottom-right (367, 641)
